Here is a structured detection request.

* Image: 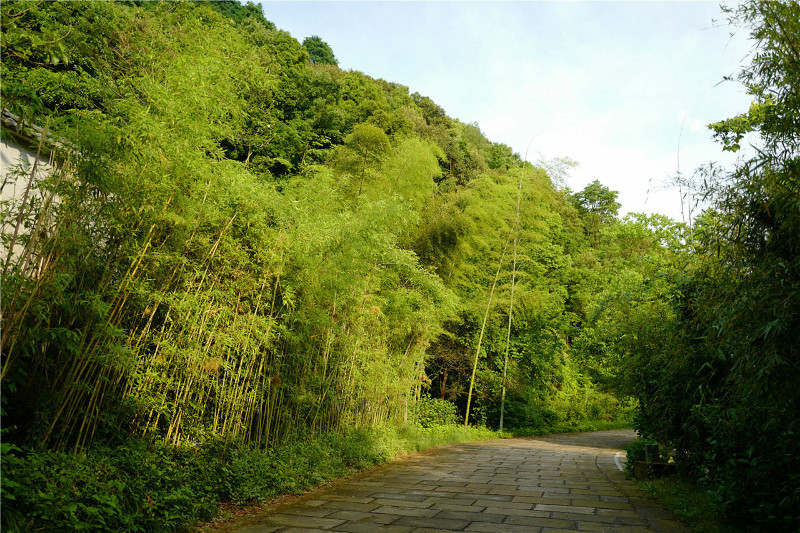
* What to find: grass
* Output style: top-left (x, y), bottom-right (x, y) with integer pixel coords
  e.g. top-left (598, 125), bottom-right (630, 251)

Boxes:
top-left (639, 477), bottom-right (744, 533)
top-left (511, 418), bottom-right (633, 437)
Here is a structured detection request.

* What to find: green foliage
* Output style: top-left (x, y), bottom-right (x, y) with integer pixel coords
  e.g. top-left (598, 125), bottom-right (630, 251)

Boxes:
top-left (1, 440), bottom-right (217, 532)
top-left (302, 35), bottom-right (338, 66)
top-left (411, 396), bottom-right (459, 427)
top-left (331, 123), bottom-right (393, 196)
top-left (511, 419), bottom-right (633, 438)
top-left (616, 2), bottom-right (800, 529)
top-left (569, 179), bottom-right (621, 221)
top-left (640, 477), bottom-right (744, 533)
top-left (568, 179), bottom-right (622, 246)
top-left (622, 436), bottom-right (670, 479)
top-left (196, 0), bottom-right (275, 29)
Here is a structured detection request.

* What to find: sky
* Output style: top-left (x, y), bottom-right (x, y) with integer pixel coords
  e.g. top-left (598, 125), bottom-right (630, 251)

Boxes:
top-left (259, 1), bottom-right (755, 221)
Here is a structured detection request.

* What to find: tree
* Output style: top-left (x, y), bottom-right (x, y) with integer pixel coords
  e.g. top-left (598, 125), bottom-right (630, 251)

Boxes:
top-left (570, 179), bottom-right (621, 221)
top-left (569, 180), bottom-right (621, 246)
top-left (198, 1), bottom-right (275, 29)
top-left (302, 35), bottom-right (338, 66)
top-left (331, 123), bottom-right (392, 195)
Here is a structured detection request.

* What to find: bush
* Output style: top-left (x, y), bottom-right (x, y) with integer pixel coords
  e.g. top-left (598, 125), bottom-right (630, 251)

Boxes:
top-left (411, 396), bottom-right (459, 427)
top-left (622, 435), bottom-right (669, 479)
top-left (1, 440), bottom-right (217, 533)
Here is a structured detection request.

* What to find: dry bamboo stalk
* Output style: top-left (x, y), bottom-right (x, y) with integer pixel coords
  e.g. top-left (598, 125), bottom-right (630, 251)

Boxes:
top-left (46, 222), bottom-right (159, 438)
top-left (16, 152), bottom-right (61, 277)
top-left (237, 275), bottom-right (272, 428)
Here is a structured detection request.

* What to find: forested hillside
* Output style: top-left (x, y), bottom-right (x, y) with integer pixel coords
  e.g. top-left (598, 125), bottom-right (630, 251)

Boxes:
top-left (1, 1), bottom-right (797, 531)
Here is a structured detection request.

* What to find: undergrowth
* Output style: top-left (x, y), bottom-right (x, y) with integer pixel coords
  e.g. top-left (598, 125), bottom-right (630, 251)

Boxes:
top-left (511, 418), bottom-right (633, 437)
top-left (640, 477), bottom-right (744, 533)
top-left (0, 423), bottom-right (498, 533)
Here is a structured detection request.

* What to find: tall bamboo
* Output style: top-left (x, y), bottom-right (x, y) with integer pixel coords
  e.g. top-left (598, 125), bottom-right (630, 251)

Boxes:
top-left (464, 239), bottom-right (509, 428)
top-left (500, 148), bottom-right (530, 432)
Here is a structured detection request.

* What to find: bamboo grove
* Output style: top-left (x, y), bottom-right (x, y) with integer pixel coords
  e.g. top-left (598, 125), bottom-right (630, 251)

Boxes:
top-left (1, 0), bottom-right (639, 453)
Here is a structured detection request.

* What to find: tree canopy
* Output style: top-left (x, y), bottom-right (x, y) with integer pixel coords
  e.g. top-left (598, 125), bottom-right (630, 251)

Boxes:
top-left (302, 35), bottom-right (338, 65)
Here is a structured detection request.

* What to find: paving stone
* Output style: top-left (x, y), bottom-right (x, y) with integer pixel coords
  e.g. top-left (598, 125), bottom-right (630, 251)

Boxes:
top-left (528, 497), bottom-right (575, 506)
top-left (393, 515), bottom-right (471, 530)
top-left (332, 522), bottom-right (414, 533)
top-left (511, 494), bottom-right (551, 504)
top-left (258, 514), bottom-right (346, 529)
top-left (373, 505), bottom-right (438, 517)
top-left (550, 512), bottom-right (619, 523)
top-left (472, 499), bottom-right (533, 510)
top-left (370, 491), bottom-right (432, 502)
top-left (432, 509), bottom-right (507, 523)
top-left (483, 506), bottom-right (550, 518)
top-left (453, 492), bottom-right (513, 502)
top-left (321, 500), bottom-right (380, 513)
top-left (350, 480), bottom-right (386, 487)
top-left (280, 528), bottom-right (340, 533)
top-left (429, 502), bottom-right (487, 512)
top-left (325, 509), bottom-right (398, 523)
top-left (465, 522), bottom-right (543, 532)
top-left (503, 516), bottom-right (576, 528)
top-left (407, 489), bottom-right (452, 498)
top-left (436, 483), bottom-right (470, 491)
top-left (304, 499), bottom-right (328, 507)
top-left (535, 503), bottom-right (597, 514)
top-left (276, 504), bottom-right (337, 518)
top-left (410, 529), bottom-right (468, 533)
top-left (575, 524), bottom-right (652, 532)
top-left (584, 500), bottom-right (634, 510)
top-left (486, 487), bottom-right (524, 496)
top-left (595, 508), bottom-right (643, 519)
top-left (232, 525), bottom-right (281, 533)
top-left (370, 498), bottom-right (434, 508)
top-left (319, 494), bottom-right (375, 504)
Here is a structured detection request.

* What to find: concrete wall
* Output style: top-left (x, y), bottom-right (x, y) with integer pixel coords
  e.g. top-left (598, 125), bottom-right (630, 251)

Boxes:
top-left (1, 134), bottom-right (55, 263)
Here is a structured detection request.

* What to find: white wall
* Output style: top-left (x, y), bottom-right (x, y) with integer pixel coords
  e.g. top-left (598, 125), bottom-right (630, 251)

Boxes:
top-left (1, 135), bottom-right (55, 263)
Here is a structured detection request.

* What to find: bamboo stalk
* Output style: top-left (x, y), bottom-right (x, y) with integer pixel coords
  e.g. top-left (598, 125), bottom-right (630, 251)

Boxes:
top-left (500, 155), bottom-right (528, 432)
top-left (464, 239), bottom-right (510, 428)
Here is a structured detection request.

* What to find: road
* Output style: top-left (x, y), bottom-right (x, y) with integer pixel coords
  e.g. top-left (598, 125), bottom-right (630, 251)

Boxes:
top-left (223, 429), bottom-right (688, 533)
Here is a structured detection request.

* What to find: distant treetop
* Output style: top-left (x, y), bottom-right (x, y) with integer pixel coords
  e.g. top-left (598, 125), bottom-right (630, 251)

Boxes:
top-left (302, 35), bottom-right (338, 66)
top-left (195, 1), bottom-right (275, 30)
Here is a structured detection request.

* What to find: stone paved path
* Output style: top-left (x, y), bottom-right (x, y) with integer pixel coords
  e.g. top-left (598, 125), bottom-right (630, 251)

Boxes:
top-left (226, 430), bottom-right (689, 533)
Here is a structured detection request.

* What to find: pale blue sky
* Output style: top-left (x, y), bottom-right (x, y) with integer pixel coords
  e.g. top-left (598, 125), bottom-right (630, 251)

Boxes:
top-left (259, 1), bottom-right (754, 221)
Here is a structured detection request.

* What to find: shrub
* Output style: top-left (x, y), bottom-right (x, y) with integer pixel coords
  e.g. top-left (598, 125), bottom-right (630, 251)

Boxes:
top-left (1, 440), bottom-right (217, 533)
top-left (411, 396), bottom-right (459, 427)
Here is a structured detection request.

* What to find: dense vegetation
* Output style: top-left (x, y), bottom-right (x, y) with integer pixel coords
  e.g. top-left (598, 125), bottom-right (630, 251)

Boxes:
top-left (615, 2), bottom-right (800, 529)
top-left (1, 1), bottom-right (796, 531)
